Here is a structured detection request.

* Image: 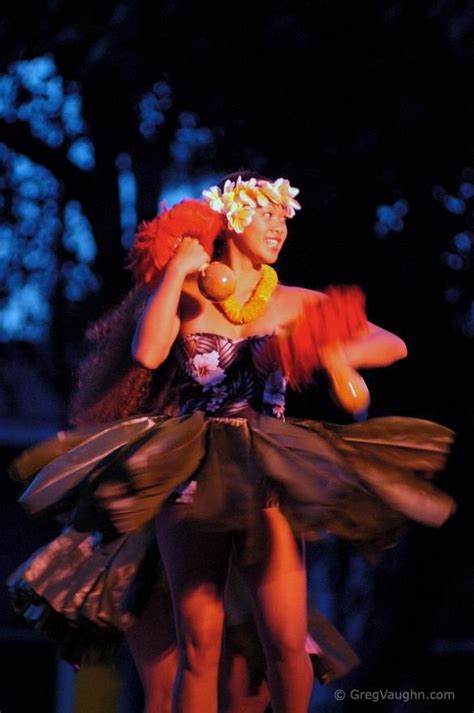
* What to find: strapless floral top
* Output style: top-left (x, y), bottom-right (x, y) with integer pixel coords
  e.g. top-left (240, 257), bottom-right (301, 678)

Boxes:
top-left (173, 332), bottom-right (287, 420)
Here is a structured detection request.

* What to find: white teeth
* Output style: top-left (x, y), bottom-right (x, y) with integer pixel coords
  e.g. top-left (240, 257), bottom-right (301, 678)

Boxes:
top-left (266, 239), bottom-right (279, 248)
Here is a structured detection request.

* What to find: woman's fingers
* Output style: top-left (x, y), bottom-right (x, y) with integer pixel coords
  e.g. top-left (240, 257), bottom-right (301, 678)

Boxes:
top-left (172, 237), bottom-right (211, 276)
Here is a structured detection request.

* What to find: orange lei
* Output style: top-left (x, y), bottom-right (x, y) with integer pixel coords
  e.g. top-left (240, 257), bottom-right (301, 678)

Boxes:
top-left (217, 265), bottom-right (278, 324)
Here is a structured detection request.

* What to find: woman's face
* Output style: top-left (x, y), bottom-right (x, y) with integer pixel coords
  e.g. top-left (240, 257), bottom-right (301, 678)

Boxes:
top-left (230, 203), bottom-right (288, 264)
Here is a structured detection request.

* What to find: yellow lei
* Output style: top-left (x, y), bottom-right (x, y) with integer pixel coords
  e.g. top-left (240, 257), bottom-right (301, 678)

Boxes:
top-left (217, 265), bottom-right (278, 324)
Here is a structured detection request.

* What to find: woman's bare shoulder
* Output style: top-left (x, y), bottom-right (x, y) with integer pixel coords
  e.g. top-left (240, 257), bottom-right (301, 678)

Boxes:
top-left (274, 285), bottom-right (327, 324)
top-left (277, 284), bottom-right (327, 304)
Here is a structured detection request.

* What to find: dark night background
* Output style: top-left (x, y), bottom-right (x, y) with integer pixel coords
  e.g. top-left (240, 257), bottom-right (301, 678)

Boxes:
top-left (0, 1), bottom-right (472, 711)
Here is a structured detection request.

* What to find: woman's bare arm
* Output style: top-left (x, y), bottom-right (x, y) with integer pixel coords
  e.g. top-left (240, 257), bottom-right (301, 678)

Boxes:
top-left (132, 238), bottom-right (210, 369)
top-left (291, 287), bottom-right (407, 371)
top-left (342, 322), bottom-right (408, 368)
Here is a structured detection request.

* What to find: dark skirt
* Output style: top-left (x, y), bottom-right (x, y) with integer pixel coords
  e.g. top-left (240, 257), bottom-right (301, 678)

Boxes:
top-left (7, 410), bottom-right (455, 679)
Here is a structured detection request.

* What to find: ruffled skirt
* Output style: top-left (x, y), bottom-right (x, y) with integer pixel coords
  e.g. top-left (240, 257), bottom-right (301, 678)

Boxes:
top-left (7, 411), bottom-right (455, 678)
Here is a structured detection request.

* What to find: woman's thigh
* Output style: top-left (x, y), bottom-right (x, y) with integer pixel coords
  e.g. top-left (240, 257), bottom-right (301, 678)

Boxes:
top-left (234, 508), bottom-right (308, 652)
top-left (155, 505), bottom-right (233, 642)
top-left (125, 580), bottom-right (177, 678)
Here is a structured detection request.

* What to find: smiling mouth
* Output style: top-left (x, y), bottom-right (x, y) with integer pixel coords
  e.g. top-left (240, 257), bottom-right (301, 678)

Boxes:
top-left (265, 238), bottom-right (281, 249)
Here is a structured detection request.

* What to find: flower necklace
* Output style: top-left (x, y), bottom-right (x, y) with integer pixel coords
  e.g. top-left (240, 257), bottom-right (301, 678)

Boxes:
top-left (217, 265), bottom-right (278, 324)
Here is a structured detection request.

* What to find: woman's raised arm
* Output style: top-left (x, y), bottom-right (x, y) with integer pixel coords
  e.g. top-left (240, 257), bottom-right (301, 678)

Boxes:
top-left (132, 237), bottom-right (210, 369)
top-left (340, 322), bottom-right (408, 369)
top-left (291, 287), bottom-right (408, 371)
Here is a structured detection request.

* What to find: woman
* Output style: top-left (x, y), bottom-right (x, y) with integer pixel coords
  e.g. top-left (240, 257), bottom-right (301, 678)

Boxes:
top-left (8, 172), bottom-right (455, 713)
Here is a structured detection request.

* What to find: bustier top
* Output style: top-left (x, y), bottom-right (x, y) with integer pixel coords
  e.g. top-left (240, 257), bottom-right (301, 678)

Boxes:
top-left (173, 332), bottom-right (287, 419)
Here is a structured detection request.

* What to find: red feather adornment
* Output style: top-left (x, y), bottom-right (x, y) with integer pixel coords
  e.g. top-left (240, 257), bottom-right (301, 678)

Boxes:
top-left (127, 200), bottom-right (226, 288)
top-left (271, 286), bottom-right (368, 390)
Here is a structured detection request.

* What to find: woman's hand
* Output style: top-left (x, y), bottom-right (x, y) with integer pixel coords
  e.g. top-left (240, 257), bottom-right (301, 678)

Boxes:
top-left (168, 237), bottom-right (211, 278)
top-left (319, 342), bottom-right (371, 415)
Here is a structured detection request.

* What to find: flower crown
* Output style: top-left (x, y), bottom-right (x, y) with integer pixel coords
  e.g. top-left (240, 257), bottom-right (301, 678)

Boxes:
top-left (202, 176), bottom-right (301, 233)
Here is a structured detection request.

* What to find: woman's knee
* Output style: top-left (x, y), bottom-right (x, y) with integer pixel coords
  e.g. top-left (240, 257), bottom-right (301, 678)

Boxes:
top-left (177, 603), bottom-right (225, 672)
top-left (259, 624), bottom-right (307, 662)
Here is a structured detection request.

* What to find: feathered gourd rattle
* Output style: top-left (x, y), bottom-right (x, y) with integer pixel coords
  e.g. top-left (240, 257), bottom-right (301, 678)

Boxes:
top-left (128, 199), bottom-right (235, 301)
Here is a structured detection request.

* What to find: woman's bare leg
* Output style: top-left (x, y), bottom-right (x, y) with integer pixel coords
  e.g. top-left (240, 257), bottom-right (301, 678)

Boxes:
top-left (220, 564), bottom-right (271, 713)
top-left (155, 505), bottom-right (232, 713)
top-left (126, 589), bottom-right (271, 713)
top-left (125, 543), bottom-right (270, 713)
top-left (125, 582), bottom-right (178, 713)
top-left (236, 508), bottom-right (313, 713)
top-left (220, 648), bottom-right (270, 713)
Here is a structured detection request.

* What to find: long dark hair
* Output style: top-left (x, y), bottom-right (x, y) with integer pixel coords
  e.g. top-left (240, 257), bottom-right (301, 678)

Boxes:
top-left (68, 286), bottom-right (177, 426)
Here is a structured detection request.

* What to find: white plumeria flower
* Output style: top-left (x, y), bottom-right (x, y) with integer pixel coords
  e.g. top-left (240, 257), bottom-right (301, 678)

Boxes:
top-left (272, 177), bottom-right (285, 191)
top-left (277, 179), bottom-right (301, 216)
top-left (287, 183), bottom-right (300, 199)
top-left (190, 351), bottom-right (225, 389)
top-left (221, 190), bottom-right (237, 208)
top-left (223, 179), bottom-right (236, 193)
top-left (259, 180), bottom-right (282, 204)
top-left (226, 204), bottom-right (254, 233)
top-left (238, 189), bottom-right (257, 208)
top-left (202, 186), bottom-right (225, 213)
top-left (202, 176), bottom-right (301, 229)
top-left (256, 192), bottom-right (270, 207)
top-left (287, 196), bottom-right (302, 213)
top-left (258, 178), bottom-right (302, 217)
top-left (276, 178), bottom-right (300, 201)
top-left (236, 176), bottom-right (257, 190)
